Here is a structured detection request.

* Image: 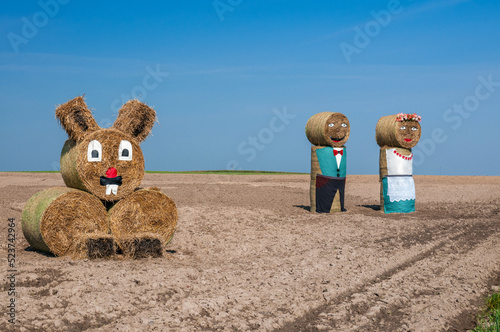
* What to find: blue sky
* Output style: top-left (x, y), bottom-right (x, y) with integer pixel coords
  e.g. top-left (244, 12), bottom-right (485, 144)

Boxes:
top-left (1, 0), bottom-right (499, 175)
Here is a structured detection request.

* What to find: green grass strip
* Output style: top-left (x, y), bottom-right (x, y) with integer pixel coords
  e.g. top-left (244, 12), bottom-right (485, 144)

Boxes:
top-left (146, 170), bottom-right (307, 175)
top-left (473, 293), bottom-right (500, 332)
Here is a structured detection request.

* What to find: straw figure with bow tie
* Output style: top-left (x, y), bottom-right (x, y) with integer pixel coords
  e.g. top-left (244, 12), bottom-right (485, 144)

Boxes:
top-left (305, 112), bottom-right (350, 213)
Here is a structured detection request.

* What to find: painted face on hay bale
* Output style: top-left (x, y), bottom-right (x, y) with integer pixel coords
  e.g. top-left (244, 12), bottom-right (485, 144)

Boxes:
top-left (56, 96), bottom-right (155, 201)
top-left (74, 129), bottom-right (145, 200)
top-left (395, 121), bottom-right (421, 149)
top-left (305, 112), bottom-right (350, 147)
top-left (376, 113), bottom-right (422, 149)
top-left (324, 113), bottom-right (350, 147)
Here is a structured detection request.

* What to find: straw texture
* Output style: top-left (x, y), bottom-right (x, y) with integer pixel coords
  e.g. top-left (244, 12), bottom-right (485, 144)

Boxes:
top-left (112, 100), bottom-right (156, 143)
top-left (22, 95), bottom-right (170, 259)
top-left (306, 112), bottom-right (350, 147)
top-left (72, 234), bottom-right (116, 259)
top-left (376, 114), bottom-right (421, 149)
top-left (119, 233), bottom-right (163, 259)
top-left (60, 129), bottom-right (145, 201)
top-left (108, 188), bottom-right (178, 250)
top-left (307, 111), bottom-right (349, 213)
top-left (376, 114), bottom-right (420, 211)
top-left (310, 146), bottom-right (321, 213)
top-left (330, 191), bottom-right (341, 213)
top-left (55, 96), bottom-right (100, 142)
top-left (21, 187), bottom-right (108, 256)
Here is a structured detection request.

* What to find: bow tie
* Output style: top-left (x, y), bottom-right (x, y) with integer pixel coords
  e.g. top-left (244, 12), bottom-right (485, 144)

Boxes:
top-left (333, 149), bottom-right (343, 156)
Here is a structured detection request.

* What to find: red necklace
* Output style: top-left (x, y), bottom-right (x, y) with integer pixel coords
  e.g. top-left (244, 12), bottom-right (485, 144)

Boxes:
top-left (393, 149), bottom-right (413, 161)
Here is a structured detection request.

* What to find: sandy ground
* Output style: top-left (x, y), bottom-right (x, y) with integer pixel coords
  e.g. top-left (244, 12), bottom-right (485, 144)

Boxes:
top-left (1, 172), bottom-right (500, 332)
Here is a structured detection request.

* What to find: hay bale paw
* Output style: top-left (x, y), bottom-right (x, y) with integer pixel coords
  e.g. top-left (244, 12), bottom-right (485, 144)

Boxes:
top-left (70, 234), bottom-right (116, 259)
top-left (86, 236), bottom-right (116, 259)
top-left (119, 234), bottom-right (162, 259)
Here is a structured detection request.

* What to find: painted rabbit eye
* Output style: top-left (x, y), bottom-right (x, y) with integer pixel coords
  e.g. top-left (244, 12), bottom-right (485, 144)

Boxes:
top-left (411, 127), bottom-right (418, 131)
top-left (328, 123), bottom-right (334, 127)
top-left (341, 123), bottom-right (347, 128)
top-left (87, 140), bottom-right (102, 162)
top-left (400, 126), bottom-right (406, 130)
top-left (119, 140), bottom-right (133, 161)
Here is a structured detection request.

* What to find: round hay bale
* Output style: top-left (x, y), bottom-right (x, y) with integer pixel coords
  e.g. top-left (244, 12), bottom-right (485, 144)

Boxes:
top-left (21, 187), bottom-right (108, 256)
top-left (60, 128), bottom-right (145, 201)
top-left (375, 114), bottom-right (421, 149)
top-left (108, 188), bottom-right (177, 249)
top-left (305, 112), bottom-right (350, 147)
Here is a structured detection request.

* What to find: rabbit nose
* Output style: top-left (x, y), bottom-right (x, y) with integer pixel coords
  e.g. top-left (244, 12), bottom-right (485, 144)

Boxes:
top-left (106, 167), bottom-right (118, 178)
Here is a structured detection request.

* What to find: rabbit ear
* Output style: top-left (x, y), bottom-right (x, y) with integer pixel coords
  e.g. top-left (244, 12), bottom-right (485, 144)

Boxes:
top-left (55, 96), bottom-right (100, 142)
top-left (112, 100), bottom-right (156, 142)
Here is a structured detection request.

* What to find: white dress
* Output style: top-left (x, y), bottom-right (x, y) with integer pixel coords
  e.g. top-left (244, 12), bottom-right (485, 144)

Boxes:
top-left (385, 148), bottom-right (415, 202)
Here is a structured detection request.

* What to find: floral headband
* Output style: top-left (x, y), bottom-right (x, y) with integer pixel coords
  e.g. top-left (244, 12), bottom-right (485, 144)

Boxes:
top-left (396, 113), bottom-right (421, 122)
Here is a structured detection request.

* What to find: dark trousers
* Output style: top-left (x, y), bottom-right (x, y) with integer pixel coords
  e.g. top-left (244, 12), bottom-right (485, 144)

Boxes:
top-left (315, 175), bottom-right (346, 213)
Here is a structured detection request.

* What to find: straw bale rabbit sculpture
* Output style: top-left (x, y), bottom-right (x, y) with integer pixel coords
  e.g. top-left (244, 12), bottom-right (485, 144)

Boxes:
top-left (22, 96), bottom-right (177, 259)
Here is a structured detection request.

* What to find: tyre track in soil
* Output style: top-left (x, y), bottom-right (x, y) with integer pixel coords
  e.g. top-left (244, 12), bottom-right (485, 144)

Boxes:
top-left (275, 215), bottom-right (500, 332)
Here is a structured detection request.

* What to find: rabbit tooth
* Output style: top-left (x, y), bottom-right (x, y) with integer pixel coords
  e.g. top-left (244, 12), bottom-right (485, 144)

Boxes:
top-left (106, 184), bottom-right (119, 195)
